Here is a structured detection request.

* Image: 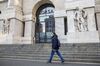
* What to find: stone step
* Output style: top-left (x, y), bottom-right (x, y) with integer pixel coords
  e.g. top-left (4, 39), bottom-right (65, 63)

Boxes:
top-left (0, 45), bottom-right (100, 50)
top-left (0, 53), bottom-right (100, 60)
top-left (1, 48), bottom-right (99, 52)
top-left (15, 50), bottom-right (100, 53)
top-left (0, 43), bottom-right (99, 48)
top-left (1, 51), bottom-right (100, 56)
top-left (0, 56), bottom-right (100, 63)
top-left (0, 48), bottom-right (100, 53)
top-left (1, 55), bottom-right (100, 60)
top-left (1, 48), bottom-right (100, 52)
top-left (1, 49), bottom-right (100, 54)
top-left (0, 43), bottom-right (100, 63)
top-left (1, 55), bottom-right (100, 59)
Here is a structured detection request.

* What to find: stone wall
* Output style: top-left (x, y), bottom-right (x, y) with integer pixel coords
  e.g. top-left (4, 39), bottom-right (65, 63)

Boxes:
top-left (23, 0), bottom-right (65, 15)
top-left (54, 0), bottom-right (100, 43)
top-left (0, 0), bottom-right (100, 44)
top-left (95, 0), bottom-right (100, 39)
top-left (0, 1), bottom-right (7, 11)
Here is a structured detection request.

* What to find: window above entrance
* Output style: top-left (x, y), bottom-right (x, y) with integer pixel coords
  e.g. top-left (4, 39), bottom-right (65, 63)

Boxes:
top-left (40, 7), bottom-right (54, 15)
top-left (35, 4), bottom-right (55, 43)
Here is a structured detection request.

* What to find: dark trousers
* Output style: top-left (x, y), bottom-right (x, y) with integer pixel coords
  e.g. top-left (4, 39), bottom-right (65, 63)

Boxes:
top-left (48, 49), bottom-right (64, 62)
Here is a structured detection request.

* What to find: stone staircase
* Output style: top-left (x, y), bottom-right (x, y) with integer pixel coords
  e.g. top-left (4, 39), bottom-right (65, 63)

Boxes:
top-left (0, 43), bottom-right (100, 63)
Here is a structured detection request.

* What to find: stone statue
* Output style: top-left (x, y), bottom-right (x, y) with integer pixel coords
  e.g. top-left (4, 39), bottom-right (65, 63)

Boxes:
top-left (74, 7), bottom-right (80, 32)
top-left (81, 9), bottom-right (88, 31)
top-left (74, 7), bottom-right (88, 32)
top-left (3, 19), bottom-right (10, 34)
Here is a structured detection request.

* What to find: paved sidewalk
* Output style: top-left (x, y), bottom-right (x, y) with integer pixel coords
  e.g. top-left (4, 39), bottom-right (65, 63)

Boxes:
top-left (0, 58), bottom-right (100, 66)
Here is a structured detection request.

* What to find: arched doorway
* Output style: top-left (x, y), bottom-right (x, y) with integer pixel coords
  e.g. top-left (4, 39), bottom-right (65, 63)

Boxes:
top-left (35, 4), bottom-right (55, 43)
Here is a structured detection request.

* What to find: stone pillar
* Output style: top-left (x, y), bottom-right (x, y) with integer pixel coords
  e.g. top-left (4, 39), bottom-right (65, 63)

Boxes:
top-left (23, 14), bottom-right (35, 44)
top-left (0, 19), bottom-right (4, 34)
top-left (95, 0), bottom-right (100, 39)
top-left (7, 0), bottom-right (15, 8)
top-left (9, 18), bottom-right (15, 35)
top-left (67, 11), bottom-right (75, 32)
top-left (55, 17), bottom-right (68, 43)
top-left (54, 10), bottom-right (66, 35)
top-left (96, 13), bottom-right (100, 39)
top-left (87, 8), bottom-right (97, 31)
top-left (24, 20), bottom-right (35, 44)
top-left (8, 18), bottom-right (23, 44)
top-left (54, 10), bottom-right (67, 43)
top-left (55, 17), bottom-right (64, 35)
top-left (7, 0), bottom-right (23, 36)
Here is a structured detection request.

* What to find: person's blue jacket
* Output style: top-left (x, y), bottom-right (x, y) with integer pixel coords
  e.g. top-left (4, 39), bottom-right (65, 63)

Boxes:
top-left (51, 34), bottom-right (60, 50)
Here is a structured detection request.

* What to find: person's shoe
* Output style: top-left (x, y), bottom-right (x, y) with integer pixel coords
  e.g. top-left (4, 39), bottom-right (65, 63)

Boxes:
top-left (61, 60), bottom-right (65, 63)
top-left (47, 61), bottom-right (51, 63)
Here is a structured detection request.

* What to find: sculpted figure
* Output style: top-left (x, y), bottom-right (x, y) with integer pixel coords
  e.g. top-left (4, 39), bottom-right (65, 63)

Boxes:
top-left (3, 19), bottom-right (10, 34)
top-left (74, 7), bottom-right (88, 32)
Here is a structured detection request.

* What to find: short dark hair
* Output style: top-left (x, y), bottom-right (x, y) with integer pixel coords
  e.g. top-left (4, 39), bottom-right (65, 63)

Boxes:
top-left (53, 32), bottom-right (56, 35)
top-left (0, 11), bottom-right (1, 14)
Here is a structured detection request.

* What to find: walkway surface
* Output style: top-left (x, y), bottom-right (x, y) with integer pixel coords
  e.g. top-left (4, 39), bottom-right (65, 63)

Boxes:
top-left (0, 58), bottom-right (100, 66)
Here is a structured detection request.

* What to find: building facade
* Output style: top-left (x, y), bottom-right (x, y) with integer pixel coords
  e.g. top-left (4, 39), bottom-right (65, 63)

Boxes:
top-left (0, 0), bottom-right (100, 44)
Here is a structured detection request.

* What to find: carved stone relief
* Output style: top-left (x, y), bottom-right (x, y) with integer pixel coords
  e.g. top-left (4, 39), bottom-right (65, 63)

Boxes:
top-left (74, 7), bottom-right (88, 32)
top-left (2, 19), bottom-right (10, 34)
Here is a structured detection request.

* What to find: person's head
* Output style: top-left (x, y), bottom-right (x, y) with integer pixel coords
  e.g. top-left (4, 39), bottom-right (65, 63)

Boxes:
top-left (53, 32), bottom-right (56, 35)
top-left (52, 32), bottom-right (58, 38)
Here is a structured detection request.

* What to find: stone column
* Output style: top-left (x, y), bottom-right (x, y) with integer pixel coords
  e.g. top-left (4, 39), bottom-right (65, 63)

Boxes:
top-left (7, 0), bottom-right (15, 8)
top-left (9, 18), bottom-right (15, 35)
top-left (67, 11), bottom-right (75, 32)
top-left (23, 14), bottom-right (35, 44)
top-left (54, 10), bottom-right (67, 34)
top-left (24, 21), bottom-right (35, 44)
top-left (55, 17), bottom-right (64, 35)
top-left (0, 19), bottom-right (4, 34)
top-left (54, 10), bottom-right (67, 43)
top-left (55, 17), bottom-right (68, 43)
top-left (8, 18), bottom-right (23, 44)
top-left (96, 13), bottom-right (100, 39)
top-left (3, 0), bottom-right (24, 44)
top-left (95, 1), bottom-right (100, 39)
top-left (8, 16), bottom-right (23, 36)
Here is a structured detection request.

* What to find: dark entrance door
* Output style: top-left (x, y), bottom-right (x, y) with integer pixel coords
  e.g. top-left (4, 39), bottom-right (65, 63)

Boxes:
top-left (35, 4), bottom-right (55, 43)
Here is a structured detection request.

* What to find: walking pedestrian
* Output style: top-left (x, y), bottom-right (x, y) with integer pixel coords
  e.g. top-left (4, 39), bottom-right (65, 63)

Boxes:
top-left (48, 32), bottom-right (64, 63)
